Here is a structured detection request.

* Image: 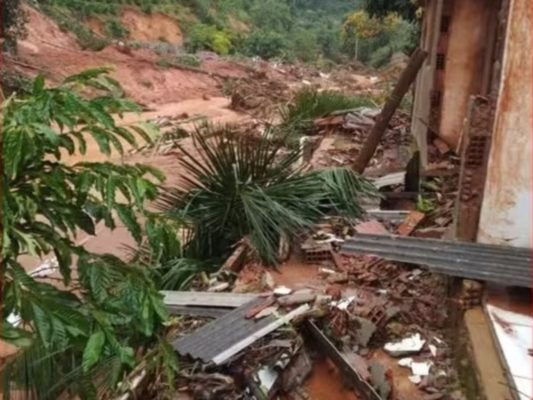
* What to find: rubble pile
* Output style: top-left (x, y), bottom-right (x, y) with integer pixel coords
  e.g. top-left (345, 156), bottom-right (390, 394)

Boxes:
top-left (228, 76), bottom-right (290, 119)
top-left (311, 109), bottom-right (413, 173)
top-left (161, 205), bottom-right (469, 400)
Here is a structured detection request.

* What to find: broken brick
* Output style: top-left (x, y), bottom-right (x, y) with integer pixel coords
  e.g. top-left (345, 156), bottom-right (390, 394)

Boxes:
top-left (397, 211), bottom-right (425, 236)
top-left (355, 220), bottom-right (389, 235)
top-left (325, 284), bottom-right (343, 300)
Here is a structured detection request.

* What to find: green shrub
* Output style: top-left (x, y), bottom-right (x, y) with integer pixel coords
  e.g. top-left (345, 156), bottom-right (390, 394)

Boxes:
top-left (186, 23), bottom-right (232, 55)
top-left (105, 19), bottom-right (129, 39)
top-left (176, 53), bottom-right (201, 67)
top-left (156, 54), bottom-right (201, 69)
top-left (241, 30), bottom-right (287, 59)
top-left (281, 88), bottom-right (374, 134)
top-left (1, 69), bottom-right (181, 400)
top-left (289, 27), bottom-right (320, 62)
top-left (211, 30), bottom-right (232, 54)
top-left (156, 58), bottom-right (173, 68)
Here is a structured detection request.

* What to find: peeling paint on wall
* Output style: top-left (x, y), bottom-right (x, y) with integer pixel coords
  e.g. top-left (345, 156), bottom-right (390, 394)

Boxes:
top-left (477, 0), bottom-right (532, 248)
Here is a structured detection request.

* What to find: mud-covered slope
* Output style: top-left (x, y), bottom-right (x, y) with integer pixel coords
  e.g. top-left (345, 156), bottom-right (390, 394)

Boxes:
top-left (7, 5), bottom-right (241, 106)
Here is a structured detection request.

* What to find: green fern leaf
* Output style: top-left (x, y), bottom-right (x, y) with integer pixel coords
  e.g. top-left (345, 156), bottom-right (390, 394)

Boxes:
top-left (82, 330), bottom-right (105, 372)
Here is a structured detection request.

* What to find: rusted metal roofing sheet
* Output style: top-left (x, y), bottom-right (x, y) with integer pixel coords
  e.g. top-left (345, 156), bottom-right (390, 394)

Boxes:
top-left (173, 298), bottom-right (309, 365)
top-left (341, 233), bottom-right (532, 287)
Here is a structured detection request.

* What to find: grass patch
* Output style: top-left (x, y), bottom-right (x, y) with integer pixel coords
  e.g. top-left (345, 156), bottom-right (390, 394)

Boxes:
top-left (278, 88), bottom-right (375, 144)
top-left (156, 54), bottom-right (202, 69)
top-left (42, 4), bottom-right (109, 51)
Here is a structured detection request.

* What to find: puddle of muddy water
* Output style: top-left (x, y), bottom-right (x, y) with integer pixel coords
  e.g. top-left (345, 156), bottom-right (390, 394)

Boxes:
top-left (296, 357), bottom-right (359, 400)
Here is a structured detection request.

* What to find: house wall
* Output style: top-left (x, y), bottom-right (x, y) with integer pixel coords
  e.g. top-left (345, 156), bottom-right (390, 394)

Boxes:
top-left (410, 0), bottom-right (443, 166)
top-left (477, 0), bottom-right (532, 247)
top-left (439, 0), bottom-right (492, 149)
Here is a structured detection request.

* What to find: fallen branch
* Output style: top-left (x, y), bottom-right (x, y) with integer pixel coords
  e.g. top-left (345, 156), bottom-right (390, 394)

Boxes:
top-left (352, 48), bottom-right (428, 173)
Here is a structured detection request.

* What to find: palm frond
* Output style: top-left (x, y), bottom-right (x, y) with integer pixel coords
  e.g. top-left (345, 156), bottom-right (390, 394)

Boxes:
top-left (158, 124), bottom-right (378, 264)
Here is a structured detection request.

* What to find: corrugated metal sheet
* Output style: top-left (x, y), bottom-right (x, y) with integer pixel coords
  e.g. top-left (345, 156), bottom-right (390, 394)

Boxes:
top-left (173, 298), bottom-right (276, 364)
top-left (166, 305), bottom-right (232, 318)
top-left (341, 233), bottom-right (531, 287)
top-left (173, 299), bottom-right (309, 365)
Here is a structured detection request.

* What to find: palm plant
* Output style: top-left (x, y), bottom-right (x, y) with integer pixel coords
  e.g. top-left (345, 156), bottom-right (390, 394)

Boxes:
top-left (157, 124), bottom-right (378, 265)
top-left (280, 88), bottom-right (374, 138)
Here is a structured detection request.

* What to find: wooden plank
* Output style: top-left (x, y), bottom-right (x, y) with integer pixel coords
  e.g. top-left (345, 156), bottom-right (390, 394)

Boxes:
top-left (410, 0), bottom-right (444, 167)
top-left (161, 291), bottom-right (258, 308)
top-left (353, 48), bottom-right (428, 173)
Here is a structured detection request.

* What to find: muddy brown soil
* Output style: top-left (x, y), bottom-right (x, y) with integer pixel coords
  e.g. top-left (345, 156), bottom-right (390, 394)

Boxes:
top-left (303, 358), bottom-right (360, 400)
top-left (11, 6), bottom-right (252, 106)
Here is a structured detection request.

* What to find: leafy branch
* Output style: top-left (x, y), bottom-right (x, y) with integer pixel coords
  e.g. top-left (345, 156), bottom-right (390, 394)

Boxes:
top-left (1, 68), bottom-right (180, 399)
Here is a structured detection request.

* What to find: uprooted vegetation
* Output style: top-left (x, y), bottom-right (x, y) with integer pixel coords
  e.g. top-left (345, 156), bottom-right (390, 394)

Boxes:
top-left (280, 87), bottom-right (376, 139)
top-left (156, 124), bottom-right (378, 266)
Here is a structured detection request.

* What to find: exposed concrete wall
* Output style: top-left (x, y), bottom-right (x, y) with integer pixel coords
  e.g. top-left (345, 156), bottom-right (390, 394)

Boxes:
top-left (440, 0), bottom-right (491, 148)
top-left (477, 0), bottom-right (532, 247)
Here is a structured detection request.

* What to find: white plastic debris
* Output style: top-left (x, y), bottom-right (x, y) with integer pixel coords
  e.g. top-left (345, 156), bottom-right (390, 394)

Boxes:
top-left (433, 336), bottom-right (444, 344)
top-left (319, 267), bottom-right (337, 275)
top-left (256, 366), bottom-right (279, 393)
top-left (332, 296), bottom-right (355, 311)
top-left (384, 333), bottom-right (426, 357)
top-left (207, 282), bottom-right (230, 292)
top-left (408, 375), bottom-right (422, 384)
top-left (397, 357), bottom-right (432, 376)
top-left (429, 344), bottom-right (437, 357)
top-left (262, 271), bottom-right (275, 289)
top-left (273, 286), bottom-right (293, 296)
top-left (411, 361), bottom-right (432, 376)
top-left (398, 357), bottom-right (413, 367)
top-left (314, 232), bottom-right (344, 244)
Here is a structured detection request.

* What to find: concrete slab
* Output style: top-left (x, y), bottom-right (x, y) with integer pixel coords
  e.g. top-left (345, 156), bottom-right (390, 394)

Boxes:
top-left (464, 307), bottom-right (514, 400)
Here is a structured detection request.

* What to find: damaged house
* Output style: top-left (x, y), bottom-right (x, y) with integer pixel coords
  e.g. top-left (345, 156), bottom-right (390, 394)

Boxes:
top-left (412, 0), bottom-right (531, 398)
